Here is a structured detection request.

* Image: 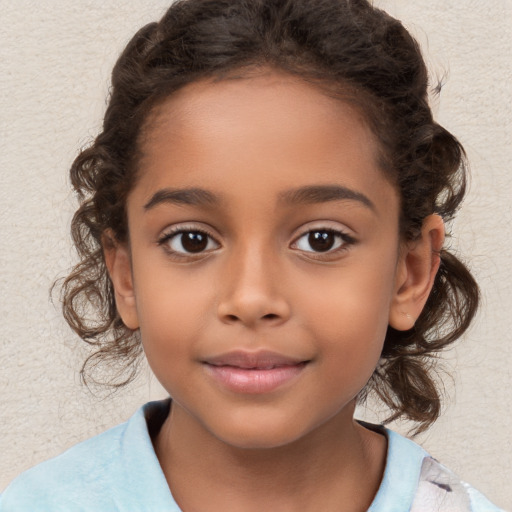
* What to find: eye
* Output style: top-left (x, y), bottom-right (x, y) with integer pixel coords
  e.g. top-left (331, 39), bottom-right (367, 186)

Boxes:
top-left (292, 228), bottom-right (355, 254)
top-left (158, 227), bottom-right (219, 256)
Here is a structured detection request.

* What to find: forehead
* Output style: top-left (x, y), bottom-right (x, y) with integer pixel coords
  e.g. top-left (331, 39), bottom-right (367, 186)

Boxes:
top-left (142, 71), bottom-right (380, 158)
top-left (133, 71), bottom-right (396, 212)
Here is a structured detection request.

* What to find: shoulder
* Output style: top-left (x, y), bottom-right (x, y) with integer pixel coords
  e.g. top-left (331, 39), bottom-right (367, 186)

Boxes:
top-left (0, 421), bottom-right (126, 511)
top-left (411, 456), bottom-right (505, 512)
top-left (368, 426), bottom-right (504, 512)
top-left (0, 400), bottom-right (175, 512)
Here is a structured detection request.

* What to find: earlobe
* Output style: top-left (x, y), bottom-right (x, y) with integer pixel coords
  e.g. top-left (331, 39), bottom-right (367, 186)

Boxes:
top-left (389, 215), bottom-right (445, 331)
top-left (103, 231), bottom-right (139, 330)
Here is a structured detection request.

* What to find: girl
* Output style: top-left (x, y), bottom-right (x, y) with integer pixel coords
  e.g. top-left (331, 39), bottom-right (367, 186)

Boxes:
top-left (0, 0), bottom-right (505, 510)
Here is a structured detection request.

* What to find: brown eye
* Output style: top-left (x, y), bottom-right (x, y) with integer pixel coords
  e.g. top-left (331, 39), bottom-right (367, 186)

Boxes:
top-left (292, 228), bottom-right (354, 255)
top-left (308, 231), bottom-right (336, 252)
top-left (180, 232), bottom-right (208, 253)
top-left (160, 228), bottom-right (219, 255)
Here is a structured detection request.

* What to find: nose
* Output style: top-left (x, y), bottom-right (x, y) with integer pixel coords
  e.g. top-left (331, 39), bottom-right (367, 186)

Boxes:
top-left (216, 244), bottom-right (291, 328)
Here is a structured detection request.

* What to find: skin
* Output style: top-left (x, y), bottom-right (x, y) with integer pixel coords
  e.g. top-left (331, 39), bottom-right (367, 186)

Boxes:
top-left (105, 70), bottom-right (444, 511)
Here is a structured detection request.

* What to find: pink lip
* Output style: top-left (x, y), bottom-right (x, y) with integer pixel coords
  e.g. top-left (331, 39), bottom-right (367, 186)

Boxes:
top-left (203, 350), bottom-right (309, 394)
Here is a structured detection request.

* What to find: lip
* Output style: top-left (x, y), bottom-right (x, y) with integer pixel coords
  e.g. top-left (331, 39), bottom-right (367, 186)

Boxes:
top-left (203, 350), bottom-right (310, 394)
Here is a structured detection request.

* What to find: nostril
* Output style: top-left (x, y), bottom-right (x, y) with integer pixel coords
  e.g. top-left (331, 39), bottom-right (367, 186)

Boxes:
top-left (225, 313), bottom-right (279, 322)
top-left (217, 295), bottom-right (291, 326)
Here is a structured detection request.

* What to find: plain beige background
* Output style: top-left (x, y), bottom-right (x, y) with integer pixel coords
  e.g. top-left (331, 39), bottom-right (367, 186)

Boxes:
top-left (1, 0), bottom-right (511, 509)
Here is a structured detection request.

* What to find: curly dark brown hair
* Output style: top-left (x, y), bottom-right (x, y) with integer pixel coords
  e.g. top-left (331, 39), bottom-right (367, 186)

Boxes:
top-left (60, 0), bottom-right (478, 433)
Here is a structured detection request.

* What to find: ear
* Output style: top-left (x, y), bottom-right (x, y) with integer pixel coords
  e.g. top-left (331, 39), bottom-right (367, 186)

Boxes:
top-left (389, 214), bottom-right (445, 331)
top-left (103, 230), bottom-right (139, 330)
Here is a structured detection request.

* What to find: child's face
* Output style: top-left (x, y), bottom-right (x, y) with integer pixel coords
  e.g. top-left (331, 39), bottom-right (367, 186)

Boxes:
top-left (111, 72), bottom-right (410, 448)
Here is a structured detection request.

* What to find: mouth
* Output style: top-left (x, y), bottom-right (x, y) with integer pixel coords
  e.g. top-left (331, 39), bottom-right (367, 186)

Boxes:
top-left (202, 350), bottom-right (310, 394)
top-left (204, 350), bottom-right (308, 369)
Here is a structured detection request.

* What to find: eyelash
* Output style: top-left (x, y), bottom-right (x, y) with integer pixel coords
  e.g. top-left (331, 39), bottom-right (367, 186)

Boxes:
top-left (157, 226), bottom-right (219, 259)
top-left (291, 228), bottom-right (356, 259)
top-left (157, 225), bottom-right (356, 260)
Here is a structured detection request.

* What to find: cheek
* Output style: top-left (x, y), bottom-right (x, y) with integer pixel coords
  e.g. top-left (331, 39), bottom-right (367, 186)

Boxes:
top-left (302, 261), bottom-right (396, 329)
top-left (299, 258), bottom-right (397, 362)
top-left (134, 266), bottom-right (213, 360)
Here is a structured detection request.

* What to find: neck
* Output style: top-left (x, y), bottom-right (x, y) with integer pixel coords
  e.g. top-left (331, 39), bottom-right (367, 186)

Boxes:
top-left (154, 400), bottom-right (387, 512)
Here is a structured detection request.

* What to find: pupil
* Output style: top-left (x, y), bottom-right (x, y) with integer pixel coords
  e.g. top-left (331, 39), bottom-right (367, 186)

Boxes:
top-left (181, 232), bottom-right (208, 253)
top-left (308, 231), bottom-right (334, 252)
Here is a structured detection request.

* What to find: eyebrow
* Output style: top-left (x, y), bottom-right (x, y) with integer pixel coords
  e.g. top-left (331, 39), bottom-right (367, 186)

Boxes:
top-left (143, 184), bottom-right (375, 211)
top-left (279, 185), bottom-right (375, 210)
top-left (144, 187), bottom-right (220, 210)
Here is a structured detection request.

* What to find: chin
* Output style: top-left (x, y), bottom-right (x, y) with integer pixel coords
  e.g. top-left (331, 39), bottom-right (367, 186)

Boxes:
top-left (216, 429), bottom-right (304, 450)
top-left (208, 413), bottom-right (315, 451)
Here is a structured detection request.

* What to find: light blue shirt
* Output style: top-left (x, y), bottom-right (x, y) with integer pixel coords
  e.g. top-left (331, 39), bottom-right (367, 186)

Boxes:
top-left (0, 400), bottom-right (503, 511)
